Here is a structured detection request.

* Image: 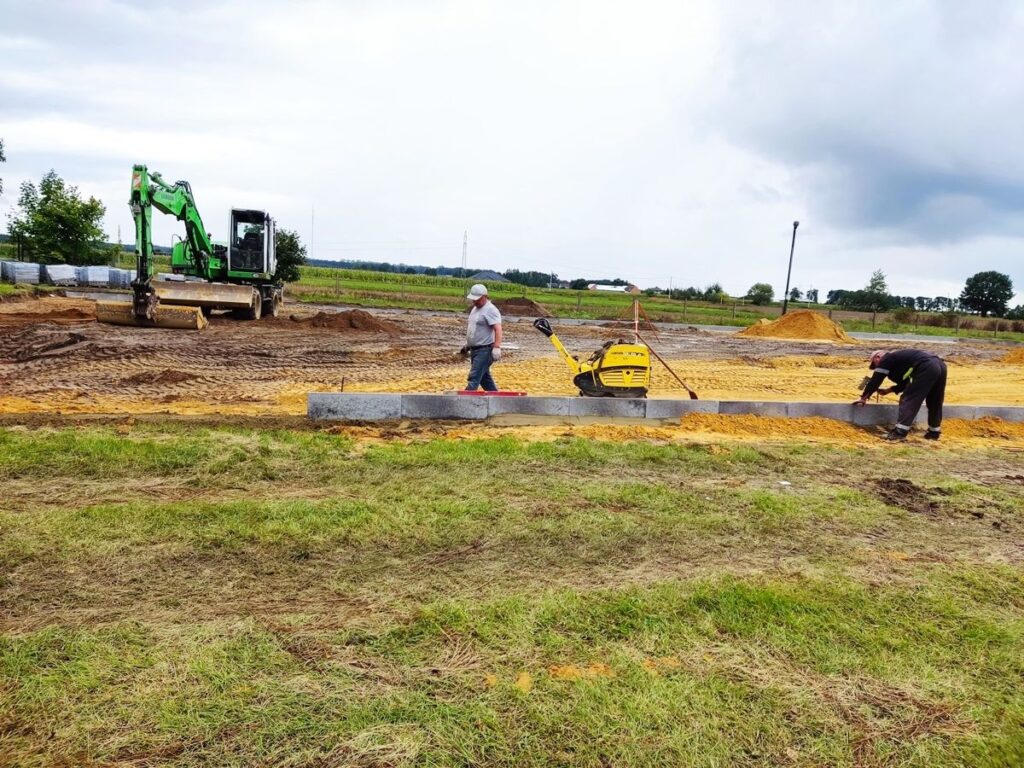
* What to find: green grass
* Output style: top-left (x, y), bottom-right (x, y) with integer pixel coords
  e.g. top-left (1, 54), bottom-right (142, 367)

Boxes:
top-left (1, 424), bottom-right (1023, 765)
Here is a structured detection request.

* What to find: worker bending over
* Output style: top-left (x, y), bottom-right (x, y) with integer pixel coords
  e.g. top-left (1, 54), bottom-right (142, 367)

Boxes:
top-left (854, 349), bottom-right (947, 441)
top-left (461, 283), bottom-right (503, 391)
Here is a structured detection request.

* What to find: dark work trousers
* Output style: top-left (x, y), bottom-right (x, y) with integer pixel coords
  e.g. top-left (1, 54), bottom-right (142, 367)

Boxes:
top-left (466, 346), bottom-right (497, 391)
top-left (896, 358), bottom-right (947, 432)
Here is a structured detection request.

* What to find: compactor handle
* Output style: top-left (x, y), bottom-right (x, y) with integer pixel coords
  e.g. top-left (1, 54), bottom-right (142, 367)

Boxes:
top-left (533, 318), bottom-right (553, 337)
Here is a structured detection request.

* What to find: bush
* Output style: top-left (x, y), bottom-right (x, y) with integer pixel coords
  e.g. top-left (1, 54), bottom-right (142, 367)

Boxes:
top-left (892, 307), bottom-right (917, 324)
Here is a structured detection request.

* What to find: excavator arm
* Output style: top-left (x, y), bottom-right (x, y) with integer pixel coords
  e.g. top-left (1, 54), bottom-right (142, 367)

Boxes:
top-left (129, 165), bottom-right (219, 320)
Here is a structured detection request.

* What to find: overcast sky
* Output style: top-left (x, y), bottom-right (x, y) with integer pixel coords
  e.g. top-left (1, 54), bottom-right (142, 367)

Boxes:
top-left (2, 0), bottom-right (1022, 303)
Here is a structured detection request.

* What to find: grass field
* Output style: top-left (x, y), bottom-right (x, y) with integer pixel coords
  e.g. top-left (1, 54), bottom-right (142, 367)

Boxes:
top-left (2, 423), bottom-right (1022, 766)
top-left (288, 268), bottom-right (1024, 342)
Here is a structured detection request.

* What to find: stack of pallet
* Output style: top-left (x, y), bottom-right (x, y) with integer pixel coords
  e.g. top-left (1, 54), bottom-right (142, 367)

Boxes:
top-left (76, 266), bottom-right (110, 287)
top-left (1, 261), bottom-right (41, 284)
top-left (43, 264), bottom-right (78, 286)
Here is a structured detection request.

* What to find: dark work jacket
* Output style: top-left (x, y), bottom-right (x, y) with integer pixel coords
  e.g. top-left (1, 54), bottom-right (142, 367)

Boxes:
top-left (862, 349), bottom-right (942, 399)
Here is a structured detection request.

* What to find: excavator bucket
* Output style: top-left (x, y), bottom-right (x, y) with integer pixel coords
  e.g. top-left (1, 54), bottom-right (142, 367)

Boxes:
top-left (95, 300), bottom-right (208, 330)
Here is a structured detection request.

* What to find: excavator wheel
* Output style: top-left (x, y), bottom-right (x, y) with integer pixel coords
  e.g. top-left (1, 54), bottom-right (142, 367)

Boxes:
top-left (245, 290), bottom-right (262, 321)
top-left (268, 292), bottom-right (281, 318)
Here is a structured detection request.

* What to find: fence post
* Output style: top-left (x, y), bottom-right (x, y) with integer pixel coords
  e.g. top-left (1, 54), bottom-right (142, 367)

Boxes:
top-left (871, 311), bottom-right (877, 330)
top-left (955, 315), bottom-right (961, 336)
top-left (334, 272), bottom-right (339, 296)
top-left (732, 301), bottom-right (737, 320)
top-left (828, 309), bottom-right (833, 319)
top-left (683, 299), bottom-right (687, 323)
top-left (994, 320), bottom-right (999, 338)
top-left (576, 293), bottom-right (582, 312)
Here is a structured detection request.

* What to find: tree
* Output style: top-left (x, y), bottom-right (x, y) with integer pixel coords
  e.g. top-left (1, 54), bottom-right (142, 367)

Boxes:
top-left (745, 283), bottom-right (774, 305)
top-left (805, 288), bottom-right (819, 303)
top-left (273, 227), bottom-right (307, 282)
top-left (1006, 305), bottom-right (1024, 321)
top-left (863, 269), bottom-right (894, 312)
top-left (959, 271), bottom-right (1013, 317)
top-left (789, 287), bottom-right (802, 302)
top-left (702, 282), bottom-right (728, 302)
top-left (7, 170), bottom-right (106, 264)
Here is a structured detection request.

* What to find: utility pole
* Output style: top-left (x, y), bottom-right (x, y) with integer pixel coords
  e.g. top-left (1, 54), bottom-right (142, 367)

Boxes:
top-left (781, 220), bottom-right (799, 315)
top-left (461, 230), bottom-right (467, 278)
top-left (310, 205), bottom-right (315, 261)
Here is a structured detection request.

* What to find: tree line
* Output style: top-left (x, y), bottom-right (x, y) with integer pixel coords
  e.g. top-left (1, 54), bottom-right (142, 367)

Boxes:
top-left (740, 269), bottom-right (1019, 319)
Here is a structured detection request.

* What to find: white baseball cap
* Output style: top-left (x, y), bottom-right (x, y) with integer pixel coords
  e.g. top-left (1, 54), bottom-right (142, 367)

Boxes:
top-left (466, 283), bottom-right (488, 300)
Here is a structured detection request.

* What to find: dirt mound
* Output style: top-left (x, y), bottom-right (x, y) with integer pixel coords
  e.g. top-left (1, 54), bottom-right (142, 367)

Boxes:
top-left (872, 478), bottom-right (946, 515)
top-left (491, 298), bottom-right (553, 317)
top-left (122, 369), bottom-right (195, 386)
top-left (290, 310), bottom-right (401, 334)
top-left (0, 307), bottom-right (96, 327)
top-left (737, 310), bottom-right (856, 344)
top-left (1000, 347), bottom-right (1024, 364)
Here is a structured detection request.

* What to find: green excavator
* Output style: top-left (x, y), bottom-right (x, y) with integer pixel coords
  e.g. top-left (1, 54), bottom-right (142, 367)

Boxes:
top-left (96, 165), bottom-right (283, 329)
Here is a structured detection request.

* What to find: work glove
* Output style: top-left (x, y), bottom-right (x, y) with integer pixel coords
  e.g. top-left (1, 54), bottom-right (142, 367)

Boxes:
top-left (877, 387), bottom-right (895, 396)
top-left (491, 347), bottom-right (503, 361)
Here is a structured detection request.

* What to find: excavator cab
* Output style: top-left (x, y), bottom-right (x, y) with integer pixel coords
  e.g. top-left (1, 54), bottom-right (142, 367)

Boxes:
top-left (229, 209), bottom-right (276, 279)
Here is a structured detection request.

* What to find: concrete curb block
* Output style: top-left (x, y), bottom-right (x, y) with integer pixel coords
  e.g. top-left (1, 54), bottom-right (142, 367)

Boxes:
top-left (487, 396), bottom-right (571, 417)
top-left (306, 393), bottom-right (1024, 426)
top-left (401, 394), bottom-right (489, 420)
top-left (719, 401), bottom-right (790, 417)
top-left (646, 399), bottom-right (721, 419)
top-left (568, 398), bottom-right (647, 419)
top-left (307, 393), bottom-right (402, 421)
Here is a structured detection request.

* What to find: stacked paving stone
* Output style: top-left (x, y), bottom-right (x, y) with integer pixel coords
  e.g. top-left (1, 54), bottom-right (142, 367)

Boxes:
top-left (75, 266), bottom-right (110, 287)
top-left (42, 264), bottom-right (78, 285)
top-left (1, 261), bottom-right (41, 284)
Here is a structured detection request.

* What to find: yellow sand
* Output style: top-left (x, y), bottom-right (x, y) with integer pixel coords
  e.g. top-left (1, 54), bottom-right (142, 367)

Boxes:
top-left (737, 310), bottom-right (856, 344)
top-left (1001, 347), bottom-right (1024, 364)
top-left (328, 416), bottom-right (1024, 449)
top-left (349, 355), bottom-right (1024, 407)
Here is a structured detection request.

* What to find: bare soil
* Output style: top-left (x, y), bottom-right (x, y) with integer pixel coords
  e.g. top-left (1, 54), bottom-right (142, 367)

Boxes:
top-left (1, 296), bottom-right (1022, 418)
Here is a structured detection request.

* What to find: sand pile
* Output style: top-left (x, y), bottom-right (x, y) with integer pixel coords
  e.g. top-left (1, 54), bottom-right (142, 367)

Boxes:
top-left (290, 310), bottom-right (401, 334)
top-left (1000, 347), bottom-right (1024, 364)
top-left (737, 310), bottom-right (855, 344)
top-left (492, 298), bottom-right (553, 317)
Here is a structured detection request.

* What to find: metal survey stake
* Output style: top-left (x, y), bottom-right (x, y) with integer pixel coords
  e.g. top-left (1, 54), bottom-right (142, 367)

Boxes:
top-left (781, 220), bottom-right (800, 316)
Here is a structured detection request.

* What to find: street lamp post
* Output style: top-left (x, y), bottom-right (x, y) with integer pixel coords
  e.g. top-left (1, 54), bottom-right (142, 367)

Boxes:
top-left (781, 220), bottom-right (800, 316)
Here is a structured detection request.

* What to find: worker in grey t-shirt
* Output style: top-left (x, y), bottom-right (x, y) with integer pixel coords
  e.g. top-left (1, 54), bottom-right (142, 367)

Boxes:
top-left (461, 283), bottom-right (503, 391)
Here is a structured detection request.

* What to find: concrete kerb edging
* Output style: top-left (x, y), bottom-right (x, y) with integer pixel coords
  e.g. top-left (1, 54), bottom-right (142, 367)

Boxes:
top-left (307, 393), bottom-right (1024, 425)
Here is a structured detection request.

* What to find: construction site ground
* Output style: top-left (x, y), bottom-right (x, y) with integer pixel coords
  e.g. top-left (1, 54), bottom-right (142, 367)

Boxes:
top-left (2, 296), bottom-right (1024, 440)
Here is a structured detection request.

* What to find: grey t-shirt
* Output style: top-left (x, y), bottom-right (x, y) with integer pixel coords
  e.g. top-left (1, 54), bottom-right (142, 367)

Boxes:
top-left (467, 301), bottom-right (502, 346)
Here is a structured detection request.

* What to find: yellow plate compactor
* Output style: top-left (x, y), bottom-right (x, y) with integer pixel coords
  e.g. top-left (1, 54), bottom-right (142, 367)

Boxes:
top-left (533, 318), bottom-right (651, 398)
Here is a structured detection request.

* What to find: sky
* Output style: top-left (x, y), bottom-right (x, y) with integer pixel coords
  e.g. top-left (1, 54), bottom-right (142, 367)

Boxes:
top-left (1, 0), bottom-right (1022, 304)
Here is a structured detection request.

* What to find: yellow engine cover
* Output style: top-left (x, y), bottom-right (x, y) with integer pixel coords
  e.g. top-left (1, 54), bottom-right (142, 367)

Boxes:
top-left (580, 343), bottom-right (651, 390)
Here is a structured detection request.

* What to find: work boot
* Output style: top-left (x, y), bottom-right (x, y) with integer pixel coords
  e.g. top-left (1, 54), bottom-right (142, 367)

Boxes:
top-left (883, 428), bottom-right (909, 442)
top-left (924, 430), bottom-right (940, 440)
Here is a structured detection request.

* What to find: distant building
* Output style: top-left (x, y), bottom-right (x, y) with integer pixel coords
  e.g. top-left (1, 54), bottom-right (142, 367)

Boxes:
top-left (469, 270), bottom-right (510, 283)
top-left (588, 283), bottom-right (641, 295)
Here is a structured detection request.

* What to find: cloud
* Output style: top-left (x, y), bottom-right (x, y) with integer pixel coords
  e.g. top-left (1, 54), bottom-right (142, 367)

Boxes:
top-left (0, 0), bottom-right (1021, 304)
